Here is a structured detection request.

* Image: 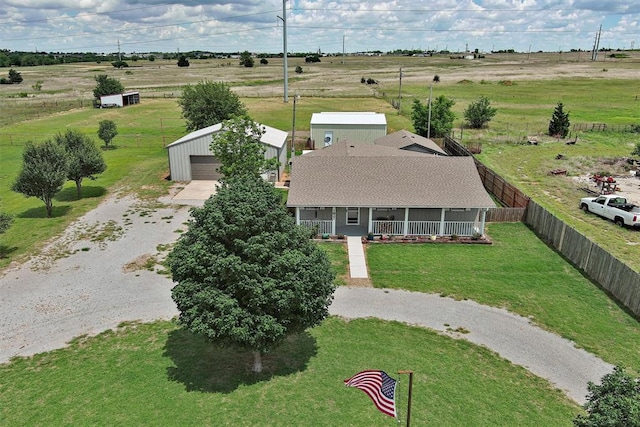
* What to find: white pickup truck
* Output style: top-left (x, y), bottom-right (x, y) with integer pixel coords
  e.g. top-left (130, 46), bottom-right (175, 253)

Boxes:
top-left (580, 195), bottom-right (640, 228)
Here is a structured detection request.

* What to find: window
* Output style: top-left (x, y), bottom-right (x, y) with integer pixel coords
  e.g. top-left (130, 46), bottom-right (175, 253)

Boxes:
top-left (347, 207), bottom-right (359, 225)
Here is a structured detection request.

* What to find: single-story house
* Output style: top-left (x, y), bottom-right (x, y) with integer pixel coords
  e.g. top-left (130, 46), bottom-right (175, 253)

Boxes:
top-left (374, 130), bottom-right (447, 156)
top-left (287, 140), bottom-right (495, 237)
top-left (310, 112), bottom-right (387, 149)
top-left (99, 91), bottom-right (140, 108)
top-left (166, 122), bottom-right (288, 182)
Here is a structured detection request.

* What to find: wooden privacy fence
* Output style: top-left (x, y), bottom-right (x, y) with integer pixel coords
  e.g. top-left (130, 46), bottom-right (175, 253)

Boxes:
top-left (486, 207), bottom-right (526, 222)
top-left (526, 201), bottom-right (640, 317)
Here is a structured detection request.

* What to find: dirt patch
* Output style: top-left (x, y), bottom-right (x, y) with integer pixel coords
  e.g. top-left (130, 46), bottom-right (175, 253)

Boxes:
top-left (344, 277), bottom-right (372, 287)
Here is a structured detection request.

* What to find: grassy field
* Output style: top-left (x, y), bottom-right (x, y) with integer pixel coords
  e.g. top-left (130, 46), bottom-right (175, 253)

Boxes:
top-left (0, 318), bottom-right (579, 426)
top-left (366, 223), bottom-right (640, 370)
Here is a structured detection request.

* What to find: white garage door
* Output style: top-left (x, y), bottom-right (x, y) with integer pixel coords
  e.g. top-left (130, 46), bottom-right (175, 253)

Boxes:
top-left (190, 155), bottom-right (223, 180)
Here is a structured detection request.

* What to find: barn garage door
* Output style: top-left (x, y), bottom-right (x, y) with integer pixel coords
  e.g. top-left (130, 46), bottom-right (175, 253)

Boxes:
top-left (190, 155), bottom-right (223, 180)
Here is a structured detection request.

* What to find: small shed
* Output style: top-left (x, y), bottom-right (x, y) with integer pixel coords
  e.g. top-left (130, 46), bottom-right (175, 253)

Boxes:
top-left (99, 91), bottom-right (140, 108)
top-left (166, 123), bottom-right (288, 182)
top-left (310, 112), bottom-right (387, 149)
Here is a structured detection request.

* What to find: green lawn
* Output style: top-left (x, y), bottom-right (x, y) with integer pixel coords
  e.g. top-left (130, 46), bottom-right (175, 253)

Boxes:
top-left (366, 223), bottom-right (640, 370)
top-left (0, 318), bottom-right (578, 426)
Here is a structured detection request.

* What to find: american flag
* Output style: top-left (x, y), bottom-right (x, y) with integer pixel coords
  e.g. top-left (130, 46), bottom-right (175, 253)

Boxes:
top-left (344, 370), bottom-right (398, 418)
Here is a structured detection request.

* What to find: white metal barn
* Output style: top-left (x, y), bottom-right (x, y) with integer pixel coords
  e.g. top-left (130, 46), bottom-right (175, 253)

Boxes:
top-left (99, 91), bottom-right (140, 107)
top-left (309, 112), bottom-right (387, 149)
top-left (166, 123), bottom-right (288, 182)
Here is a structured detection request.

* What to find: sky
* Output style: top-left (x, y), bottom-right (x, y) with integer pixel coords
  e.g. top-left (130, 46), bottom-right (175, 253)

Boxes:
top-left (0, 0), bottom-right (638, 54)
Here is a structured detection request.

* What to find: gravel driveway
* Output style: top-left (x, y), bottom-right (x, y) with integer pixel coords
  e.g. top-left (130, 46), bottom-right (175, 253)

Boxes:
top-left (0, 192), bottom-right (612, 405)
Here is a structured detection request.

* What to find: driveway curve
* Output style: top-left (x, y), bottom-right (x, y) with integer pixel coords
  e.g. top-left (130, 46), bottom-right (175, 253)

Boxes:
top-left (0, 193), bottom-right (612, 405)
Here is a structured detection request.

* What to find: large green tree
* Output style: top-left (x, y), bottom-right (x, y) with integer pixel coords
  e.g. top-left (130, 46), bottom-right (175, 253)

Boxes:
top-left (93, 74), bottom-right (124, 99)
top-left (464, 96), bottom-right (497, 129)
top-left (97, 120), bottom-right (118, 148)
top-left (169, 176), bottom-right (335, 373)
top-left (549, 102), bottom-right (570, 138)
top-left (178, 81), bottom-right (247, 132)
top-left (210, 116), bottom-right (280, 181)
top-left (574, 365), bottom-right (640, 426)
top-left (12, 141), bottom-right (68, 217)
top-left (411, 95), bottom-right (456, 138)
top-left (55, 130), bottom-right (107, 199)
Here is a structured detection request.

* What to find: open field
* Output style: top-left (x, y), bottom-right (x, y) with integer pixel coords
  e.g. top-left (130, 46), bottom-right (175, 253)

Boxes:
top-left (2, 52), bottom-right (639, 271)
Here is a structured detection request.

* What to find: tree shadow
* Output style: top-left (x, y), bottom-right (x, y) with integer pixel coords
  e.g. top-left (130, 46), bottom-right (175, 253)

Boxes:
top-left (163, 328), bottom-right (318, 394)
top-left (0, 244), bottom-right (18, 258)
top-left (55, 186), bottom-right (106, 202)
top-left (17, 205), bottom-right (71, 219)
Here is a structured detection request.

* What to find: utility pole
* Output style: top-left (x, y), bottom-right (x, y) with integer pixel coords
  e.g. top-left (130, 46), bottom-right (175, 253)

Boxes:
top-left (427, 83), bottom-right (433, 139)
top-left (398, 67), bottom-right (402, 114)
top-left (117, 39), bottom-right (121, 62)
top-left (282, 0), bottom-right (289, 102)
top-left (342, 35), bottom-right (345, 64)
top-left (591, 25), bottom-right (602, 61)
top-left (291, 94), bottom-right (299, 159)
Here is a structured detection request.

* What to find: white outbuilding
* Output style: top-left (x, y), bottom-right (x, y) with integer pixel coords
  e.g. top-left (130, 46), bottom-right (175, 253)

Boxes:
top-left (310, 112), bottom-right (387, 149)
top-left (99, 91), bottom-right (140, 108)
top-left (166, 123), bottom-right (288, 182)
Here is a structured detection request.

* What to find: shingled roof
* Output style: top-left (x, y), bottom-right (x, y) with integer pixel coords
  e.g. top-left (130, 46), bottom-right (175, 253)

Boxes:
top-left (303, 140), bottom-right (426, 158)
top-left (287, 154), bottom-right (495, 209)
top-left (374, 130), bottom-right (447, 156)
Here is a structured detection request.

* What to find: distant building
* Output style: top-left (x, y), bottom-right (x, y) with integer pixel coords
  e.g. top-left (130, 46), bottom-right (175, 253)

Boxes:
top-left (99, 91), bottom-right (140, 108)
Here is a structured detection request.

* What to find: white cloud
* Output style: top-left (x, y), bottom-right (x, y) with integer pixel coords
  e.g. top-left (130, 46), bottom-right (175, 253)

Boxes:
top-left (0, 0), bottom-right (637, 53)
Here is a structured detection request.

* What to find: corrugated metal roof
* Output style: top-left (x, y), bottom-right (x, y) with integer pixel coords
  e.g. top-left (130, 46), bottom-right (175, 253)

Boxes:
top-left (310, 112), bottom-right (387, 126)
top-left (287, 155), bottom-right (495, 209)
top-left (166, 123), bottom-right (287, 149)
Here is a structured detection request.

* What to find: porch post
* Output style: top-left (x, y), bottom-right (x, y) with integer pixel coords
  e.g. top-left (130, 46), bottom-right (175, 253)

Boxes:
top-left (368, 207), bottom-right (373, 234)
top-left (295, 207), bottom-right (300, 225)
top-left (331, 207), bottom-right (336, 236)
top-left (439, 208), bottom-right (446, 235)
top-left (403, 207), bottom-right (409, 236)
top-left (480, 208), bottom-right (487, 235)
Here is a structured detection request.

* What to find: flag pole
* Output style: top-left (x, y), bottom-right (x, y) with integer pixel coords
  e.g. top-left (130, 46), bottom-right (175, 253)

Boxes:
top-left (397, 370), bottom-right (413, 427)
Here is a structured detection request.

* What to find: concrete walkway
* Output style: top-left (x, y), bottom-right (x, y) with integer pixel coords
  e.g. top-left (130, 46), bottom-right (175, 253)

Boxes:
top-left (346, 236), bottom-right (368, 278)
top-left (330, 287), bottom-right (613, 405)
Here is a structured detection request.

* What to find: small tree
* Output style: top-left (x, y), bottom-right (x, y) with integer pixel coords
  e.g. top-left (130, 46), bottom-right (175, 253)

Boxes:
top-left (97, 120), bottom-right (118, 148)
top-left (411, 95), bottom-right (455, 138)
top-left (631, 142), bottom-right (640, 157)
top-left (433, 74), bottom-right (440, 83)
top-left (210, 116), bottom-right (280, 181)
top-left (464, 96), bottom-right (497, 129)
top-left (573, 365), bottom-right (640, 427)
top-left (169, 175), bottom-right (335, 373)
top-left (12, 141), bottom-right (68, 218)
top-left (55, 130), bottom-right (107, 199)
top-left (93, 74), bottom-right (124, 99)
top-left (260, 58), bottom-right (268, 65)
top-left (8, 69), bottom-right (23, 84)
top-left (177, 55), bottom-right (190, 67)
top-left (295, 65), bottom-right (303, 74)
top-left (178, 81), bottom-right (247, 132)
top-left (239, 51), bottom-right (254, 68)
top-left (549, 102), bottom-right (570, 138)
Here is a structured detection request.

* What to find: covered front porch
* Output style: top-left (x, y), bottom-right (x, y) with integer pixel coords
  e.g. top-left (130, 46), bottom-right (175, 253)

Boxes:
top-left (295, 207), bottom-right (488, 237)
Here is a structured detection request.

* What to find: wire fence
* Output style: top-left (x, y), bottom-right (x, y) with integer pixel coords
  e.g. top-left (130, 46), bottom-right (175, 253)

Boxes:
top-left (0, 132), bottom-right (182, 148)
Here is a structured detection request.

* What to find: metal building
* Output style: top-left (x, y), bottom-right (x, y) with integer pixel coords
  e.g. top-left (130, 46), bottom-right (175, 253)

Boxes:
top-left (166, 123), bottom-right (288, 182)
top-left (309, 112), bottom-right (387, 149)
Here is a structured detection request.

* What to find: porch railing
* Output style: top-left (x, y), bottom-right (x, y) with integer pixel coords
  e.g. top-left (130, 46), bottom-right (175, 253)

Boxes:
top-left (299, 220), bottom-right (332, 235)
top-left (372, 220), bottom-right (478, 236)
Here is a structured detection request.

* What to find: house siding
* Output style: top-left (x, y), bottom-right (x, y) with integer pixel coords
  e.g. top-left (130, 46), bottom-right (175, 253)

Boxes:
top-left (310, 124), bottom-right (387, 149)
top-left (335, 207), bottom-right (369, 236)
